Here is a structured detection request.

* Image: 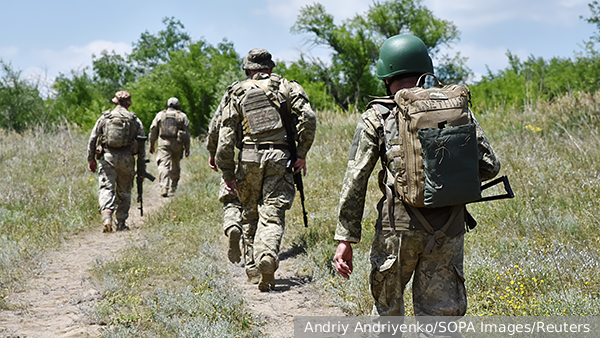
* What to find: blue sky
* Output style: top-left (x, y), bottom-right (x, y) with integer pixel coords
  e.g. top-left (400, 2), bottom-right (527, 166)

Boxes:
top-left (0, 0), bottom-right (596, 88)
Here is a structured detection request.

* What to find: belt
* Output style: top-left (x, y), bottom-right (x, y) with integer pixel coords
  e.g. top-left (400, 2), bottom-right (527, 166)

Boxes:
top-left (242, 143), bottom-right (288, 150)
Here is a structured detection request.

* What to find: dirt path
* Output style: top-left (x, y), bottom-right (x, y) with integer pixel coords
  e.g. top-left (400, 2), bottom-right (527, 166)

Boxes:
top-left (0, 172), bottom-right (344, 338)
top-left (230, 247), bottom-right (345, 338)
top-left (0, 179), bottom-right (164, 338)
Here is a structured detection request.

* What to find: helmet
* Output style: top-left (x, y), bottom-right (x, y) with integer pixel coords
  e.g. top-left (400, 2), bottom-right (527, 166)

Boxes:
top-left (111, 91), bottom-right (131, 105)
top-left (376, 34), bottom-right (433, 80)
top-left (167, 97), bottom-right (180, 109)
top-left (243, 48), bottom-right (276, 70)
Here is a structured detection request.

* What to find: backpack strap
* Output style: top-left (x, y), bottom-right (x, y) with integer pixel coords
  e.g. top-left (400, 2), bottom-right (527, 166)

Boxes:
top-left (409, 204), bottom-right (462, 254)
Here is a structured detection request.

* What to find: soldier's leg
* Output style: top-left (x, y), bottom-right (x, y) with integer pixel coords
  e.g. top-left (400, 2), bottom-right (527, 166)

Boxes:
top-left (114, 154), bottom-right (135, 231)
top-left (98, 154), bottom-right (118, 233)
top-left (156, 147), bottom-right (172, 197)
top-left (411, 232), bottom-right (466, 317)
top-left (236, 161), bottom-right (263, 283)
top-left (254, 159), bottom-right (295, 291)
top-left (170, 146), bottom-right (183, 195)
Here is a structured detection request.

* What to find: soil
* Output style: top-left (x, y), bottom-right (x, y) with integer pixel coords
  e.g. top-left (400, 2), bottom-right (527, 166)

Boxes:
top-left (0, 178), bottom-right (345, 337)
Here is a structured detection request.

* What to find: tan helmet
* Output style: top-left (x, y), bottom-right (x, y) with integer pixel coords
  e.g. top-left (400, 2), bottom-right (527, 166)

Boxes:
top-left (111, 91), bottom-right (131, 105)
top-left (242, 48), bottom-right (276, 70)
top-left (167, 97), bottom-right (180, 109)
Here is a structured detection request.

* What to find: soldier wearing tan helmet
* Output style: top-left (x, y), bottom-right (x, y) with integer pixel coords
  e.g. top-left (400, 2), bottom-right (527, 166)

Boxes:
top-left (215, 48), bottom-right (317, 291)
top-left (149, 97), bottom-right (191, 197)
top-left (87, 91), bottom-right (146, 232)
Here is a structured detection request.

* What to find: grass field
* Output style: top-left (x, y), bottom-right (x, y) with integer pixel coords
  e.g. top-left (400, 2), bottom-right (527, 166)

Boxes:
top-left (1, 91), bottom-right (600, 335)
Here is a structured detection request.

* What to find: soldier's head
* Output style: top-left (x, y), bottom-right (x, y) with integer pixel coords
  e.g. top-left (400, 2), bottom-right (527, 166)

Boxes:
top-left (376, 34), bottom-right (433, 94)
top-left (112, 91), bottom-right (132, 108)
top-left (243, 48), bottom-right (276, 78)
top-left (167, 97), bottom-right (180, 109)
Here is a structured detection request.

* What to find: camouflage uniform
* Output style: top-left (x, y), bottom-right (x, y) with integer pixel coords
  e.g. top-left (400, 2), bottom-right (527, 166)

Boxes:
top-left (215, 51), bottom-right (316, 289)
top-left (87, 91), bottom-right (146, 232)
top-left (335, 102), bottom-right (500, 316)
top-left (149, 98), bottom-right (191, 197)
top-left (207, 95), bottom-right (244, 263)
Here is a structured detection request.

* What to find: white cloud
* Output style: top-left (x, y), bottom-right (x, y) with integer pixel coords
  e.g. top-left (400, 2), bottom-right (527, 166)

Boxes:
top-left (0, 46), bottom-right (19, 59)
top-left (264, 0), bottom-right (371, 25)
top-left (423, 0), bottom-right (590, 28)
top-left (30, 40), bottom-right (131, 79)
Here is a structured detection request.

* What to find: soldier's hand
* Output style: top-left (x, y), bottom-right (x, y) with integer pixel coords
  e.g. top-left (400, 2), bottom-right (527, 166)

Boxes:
top-left (88, 160), bottom-right (97, 173)
top-left (208, 157), bottom-right (218, 172)
top-left (333, 241), bottom-right (353, 279)
top-left (225, 179), bottom-right (238, 195)
top-left (149, 145), bottom-right (155, 154)
top-left (293, 158), bottom-right (307, 175)
top-left (185, 148), bottom-right (190, 157)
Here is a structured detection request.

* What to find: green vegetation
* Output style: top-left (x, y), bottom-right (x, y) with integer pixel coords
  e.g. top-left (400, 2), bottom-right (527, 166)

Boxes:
top-left (0, 127), bottom-right (98, 308)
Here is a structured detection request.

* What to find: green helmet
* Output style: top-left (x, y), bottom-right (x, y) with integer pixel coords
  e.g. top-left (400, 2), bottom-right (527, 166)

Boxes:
top-left (376, 34), bottom-right (433, 80)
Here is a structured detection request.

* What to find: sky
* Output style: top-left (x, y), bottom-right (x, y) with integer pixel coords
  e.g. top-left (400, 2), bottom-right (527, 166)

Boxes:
top-left (0, 0), bottom-right (596, 89)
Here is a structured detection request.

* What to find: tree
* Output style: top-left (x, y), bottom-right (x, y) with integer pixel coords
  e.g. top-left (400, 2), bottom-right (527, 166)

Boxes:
top-left (0, 61), bottom-right (45, 132)
top-left (291, 0), bottom-right (470, 111)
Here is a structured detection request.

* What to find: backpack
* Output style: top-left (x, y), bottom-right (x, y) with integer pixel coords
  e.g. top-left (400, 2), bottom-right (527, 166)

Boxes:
top-left (159, 110), bottom-right (181, 138)
top-left (102, 109), bottom-right (135, 148)
top-left (374, 73), bottom-right (481, 209)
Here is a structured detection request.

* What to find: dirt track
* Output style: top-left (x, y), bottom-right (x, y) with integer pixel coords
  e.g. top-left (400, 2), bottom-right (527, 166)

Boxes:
top-left (0, 176), bottom-right (344, 337)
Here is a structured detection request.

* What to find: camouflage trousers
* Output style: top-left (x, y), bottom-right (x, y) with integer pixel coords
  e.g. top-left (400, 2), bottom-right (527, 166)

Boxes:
top-left (369, 228), bottom-right (466, 317)
top-left (236, 158), bottom-right (295, 273)
top-left (98, 150), bottom-right (135, 223)
top-left (218, 179), bottom-right (243, 234)
top-left (156, 142), bottom-right (184, 193)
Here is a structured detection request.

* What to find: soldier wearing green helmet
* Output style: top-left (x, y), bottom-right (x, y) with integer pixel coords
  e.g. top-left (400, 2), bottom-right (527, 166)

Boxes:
top-left (333, 34), bottom-right (501, 325)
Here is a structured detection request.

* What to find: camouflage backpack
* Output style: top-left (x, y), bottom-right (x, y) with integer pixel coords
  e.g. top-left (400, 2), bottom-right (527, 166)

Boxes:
top-left (159, 110), bottom-right (188, 143)
top-left (102, 108), bottom-right (136, 149)
top-left (372, 73), bottom-right (481, 209)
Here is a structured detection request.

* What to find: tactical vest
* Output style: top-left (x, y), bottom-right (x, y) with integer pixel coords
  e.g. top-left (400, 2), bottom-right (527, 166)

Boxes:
top-left (159, 110), bottom-right (188, 142)
top-left (230, 74), bottom-right (290, 145)
top-left (102, 108), bottom-right (136, 149)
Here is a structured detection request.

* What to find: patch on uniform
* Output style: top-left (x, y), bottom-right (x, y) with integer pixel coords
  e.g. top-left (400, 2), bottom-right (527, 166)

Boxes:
top-left (242, 88), bottom-right (283, 135)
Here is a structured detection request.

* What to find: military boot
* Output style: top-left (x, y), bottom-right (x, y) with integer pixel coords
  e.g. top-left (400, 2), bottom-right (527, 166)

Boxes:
top-left (116, 220), bottom-right (130, 231)
top-left (257, 255), bottom-right (276, 292)
top-left (246, 268), bottom-right (260, 284)
top-left (101, 210), bottom-right (113, 233)
top-left (161, 187), bottom-right (169, 198)
top-left (227, 227), bottom-right (242, 264)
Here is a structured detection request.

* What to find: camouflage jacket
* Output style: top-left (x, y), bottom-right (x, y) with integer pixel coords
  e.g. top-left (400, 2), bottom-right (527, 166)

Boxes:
top-left (334, 102), bottom-right (501, 243)
top-left (149, 108), bottom-right (191, 150)
top-left (87, 106), bottom-right (146, 163)
top-left (215, 73), bottom-right (317, 182)
top-left (206, 94), bottom-right (228, 158)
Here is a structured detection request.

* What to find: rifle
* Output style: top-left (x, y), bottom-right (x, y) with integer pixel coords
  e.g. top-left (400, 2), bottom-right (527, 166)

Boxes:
top-left (278, 99), bottom-right (309, 227)
top-left (136, 136), bottom-right (156, 216)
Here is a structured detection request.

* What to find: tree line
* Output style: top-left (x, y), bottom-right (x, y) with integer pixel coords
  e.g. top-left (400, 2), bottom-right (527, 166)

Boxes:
top-left (1, 0), bottom-right (600, 134)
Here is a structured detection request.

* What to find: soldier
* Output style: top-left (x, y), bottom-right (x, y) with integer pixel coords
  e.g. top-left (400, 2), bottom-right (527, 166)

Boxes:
top-left (207, 95), bottom-right (243, 264)
top-left (215, 48), bottom-right (317, 291)
top-left (333, 35), bottom-right (501, 321)
top-left (87, 91), bottom-right (147, 232)
top-left (149, 97), bottom-right (191, 197)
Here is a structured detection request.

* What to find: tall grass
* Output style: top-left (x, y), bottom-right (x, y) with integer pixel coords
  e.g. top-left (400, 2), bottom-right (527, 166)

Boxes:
top-left (14, 90), bottom-right (595, 335)
top-left (0, 126), bottom-right (98, 307)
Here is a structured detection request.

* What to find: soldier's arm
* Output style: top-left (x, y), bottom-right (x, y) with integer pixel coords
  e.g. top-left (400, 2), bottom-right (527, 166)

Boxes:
top-left (182, 113), bottom-right (191, 152)
top-left (148, 112), bottom-right (161, 151)
top-left (470, 110), bottom-right (501, 181)
top-left (87, 117), bottom-right (103, 163)
top-left (214, 98), bottom-right (239, 183)
top-left (334, 111), bottom-right (381, 243)
top-left (287, 80), bottom-right (316, 160)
